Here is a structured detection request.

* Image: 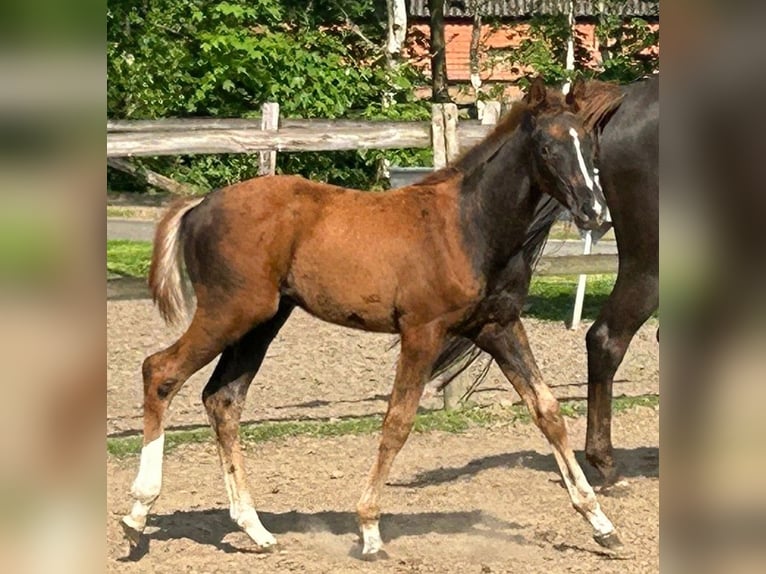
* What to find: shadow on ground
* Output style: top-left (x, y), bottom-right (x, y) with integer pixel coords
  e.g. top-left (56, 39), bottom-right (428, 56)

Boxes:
top-left (390, 447), bottom-right (659, 489)
top-left (118, 446), bottom-right (657, 562)
top-left (121, 507), bottom-right (527, 561)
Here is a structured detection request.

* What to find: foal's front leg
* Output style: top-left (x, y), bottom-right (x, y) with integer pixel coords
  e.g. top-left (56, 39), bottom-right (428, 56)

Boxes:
top-left (475, 320), bottom-right (623, 550)
top-left (356, 322), bottom-right (445, 559)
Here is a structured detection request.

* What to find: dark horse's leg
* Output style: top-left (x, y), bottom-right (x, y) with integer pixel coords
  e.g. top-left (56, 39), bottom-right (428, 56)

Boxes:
top-left (357, 321), bottom-right (446, 559)
top-left (201, 300), bottom-right (294, 549)
top-left (474, 319), bottom-right (622, 550)
top-left (585, 265), bottom-right (658, 483)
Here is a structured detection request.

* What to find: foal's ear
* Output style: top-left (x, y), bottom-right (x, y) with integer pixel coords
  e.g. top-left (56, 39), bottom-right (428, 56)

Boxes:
top-left (565, 78), bottom-right (587, 112)
top-left (527, 77), bottom-right (548, 110)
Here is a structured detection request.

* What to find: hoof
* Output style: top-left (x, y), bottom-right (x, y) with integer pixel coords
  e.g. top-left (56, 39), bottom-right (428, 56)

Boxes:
top-left (360, 548), bottom-right (389, 562)
top-left (597, 479), bottom-right (630, 498)
top-left (253, 541), bottom-right (278, 554)
top-left (594, 531), bottom-right (623, 551)
top-left (246, 532), bottom-right (278, 553)
top-left (585, 449), bottom-right (615, 477)
top-left (120, 517), bottom-right (143, 548)
top-left (587, 457), bottom-right (625, 489)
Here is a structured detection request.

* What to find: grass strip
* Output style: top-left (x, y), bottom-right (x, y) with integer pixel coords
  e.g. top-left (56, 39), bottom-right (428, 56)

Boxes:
top-left (107, 394), bottom-right (658, 458)
top-left (107, 207), bottom-right (139, 219)
top-left (526, 274), bottom-right (617, 321)
top-left (107, 240), bottom-right (153, 278)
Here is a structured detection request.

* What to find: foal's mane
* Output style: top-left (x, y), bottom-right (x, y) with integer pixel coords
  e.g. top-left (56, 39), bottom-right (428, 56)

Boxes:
top-left (413, 100), bottom-right (534, 186)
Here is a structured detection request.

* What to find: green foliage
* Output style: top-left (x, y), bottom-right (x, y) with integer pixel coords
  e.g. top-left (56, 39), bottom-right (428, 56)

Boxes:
top-left (495, 7), bottom-right (659, 88)
top-left (513, 14), bottom-right (574, 88)
top-left (595, 15), bottom-right (660, 83)
top-left (107, 0), bottom-right (429, 191)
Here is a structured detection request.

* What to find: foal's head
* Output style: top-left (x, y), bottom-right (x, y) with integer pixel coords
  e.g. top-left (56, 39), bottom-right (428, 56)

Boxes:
top-left (524, 78), bottom-right (607, 230)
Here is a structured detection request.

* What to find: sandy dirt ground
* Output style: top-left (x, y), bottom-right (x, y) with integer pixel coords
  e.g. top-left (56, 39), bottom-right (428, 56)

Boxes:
top-left (107, 301), bottom-right (658, 436)
top-left (107, 409), bottom-right (658, 573)
top-left (107, 299), bottom-right (658, 572)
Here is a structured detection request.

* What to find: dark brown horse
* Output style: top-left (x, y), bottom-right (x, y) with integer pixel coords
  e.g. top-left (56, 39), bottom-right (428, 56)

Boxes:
top-left (582, 76), bottom-right (658, 482)
top-left (120, 79), bottom-right (623, 559)
top-left (424, 76), bottom-right (658, 484)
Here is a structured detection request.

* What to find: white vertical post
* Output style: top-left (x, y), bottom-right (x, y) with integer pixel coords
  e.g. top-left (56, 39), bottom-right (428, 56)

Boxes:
top-left (562, 0), bottom-right (576, 94)
top-left (258, 102), bottom-right (279, 176)
top-left (561, 0), bottom-right (589, 330)
top-left (570, 230), bottom-right (592, 330)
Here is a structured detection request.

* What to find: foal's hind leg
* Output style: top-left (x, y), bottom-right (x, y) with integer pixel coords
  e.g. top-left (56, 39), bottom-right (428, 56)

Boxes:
top-left (585, 267), bottom-right (658, 483)
top-left (121, 301), bottom-right (271, 545)
top-left (202, 300), bottom-right (293, 550)
top-left (474, 320), bottom-right (622, 550)
top-left (357, 322), bottom-right (445, 559)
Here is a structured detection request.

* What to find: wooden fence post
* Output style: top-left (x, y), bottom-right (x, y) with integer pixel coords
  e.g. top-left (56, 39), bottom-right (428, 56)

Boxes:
top-left (443, 103), bottom-right (459, 163)
top-left (432, 102), bottom-right (467, 411)
top-left (431, 102), bottom-right (459, 167)
top-left (259, 102), bottom-right (280, 176)
top-left (481, 101), bottom-right (501, 126)
top-left (431, 104), bottom-right (447, 168)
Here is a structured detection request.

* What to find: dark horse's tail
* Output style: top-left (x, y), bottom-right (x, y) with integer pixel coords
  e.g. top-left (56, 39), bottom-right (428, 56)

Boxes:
top-left (148, 196), bottom-right (205, 325)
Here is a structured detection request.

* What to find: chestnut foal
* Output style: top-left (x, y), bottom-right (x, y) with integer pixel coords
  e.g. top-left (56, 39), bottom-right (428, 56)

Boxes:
top-left (121, 79), bottom-right (621, 559)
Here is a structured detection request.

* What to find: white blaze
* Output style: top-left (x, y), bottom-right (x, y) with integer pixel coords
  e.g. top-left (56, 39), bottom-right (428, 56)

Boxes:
top-left (592, 167), bottom-right (604, 216)
top-left (568, 128), bottom-right (596, 196)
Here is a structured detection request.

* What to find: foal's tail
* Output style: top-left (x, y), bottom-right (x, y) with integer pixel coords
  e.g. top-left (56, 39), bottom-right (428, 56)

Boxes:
top-left (148, 196), bottom-right (205, 325)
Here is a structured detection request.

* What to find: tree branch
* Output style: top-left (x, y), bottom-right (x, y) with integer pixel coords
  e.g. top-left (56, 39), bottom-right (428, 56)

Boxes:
top-left (107, 158), bottom-right (197, 196)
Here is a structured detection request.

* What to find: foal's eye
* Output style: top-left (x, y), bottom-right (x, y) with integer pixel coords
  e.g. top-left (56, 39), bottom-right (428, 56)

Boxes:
top-left (542, 145), bottom-right (552, 157)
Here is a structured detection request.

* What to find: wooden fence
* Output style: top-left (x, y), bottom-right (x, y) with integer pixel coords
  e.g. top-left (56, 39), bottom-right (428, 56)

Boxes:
top-left (107, 104), bottom-right (490, 160)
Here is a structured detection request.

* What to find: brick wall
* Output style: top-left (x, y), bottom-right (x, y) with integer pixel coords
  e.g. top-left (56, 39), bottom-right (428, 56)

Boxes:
top-left (406, 20), bottom-right (658, 83)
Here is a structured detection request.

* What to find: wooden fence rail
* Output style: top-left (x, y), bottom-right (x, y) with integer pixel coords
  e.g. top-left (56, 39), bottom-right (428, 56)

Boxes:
top-left (107, 123), bottom-right (433, 158)
top-left (107, 116), bottom-right (491, 158)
